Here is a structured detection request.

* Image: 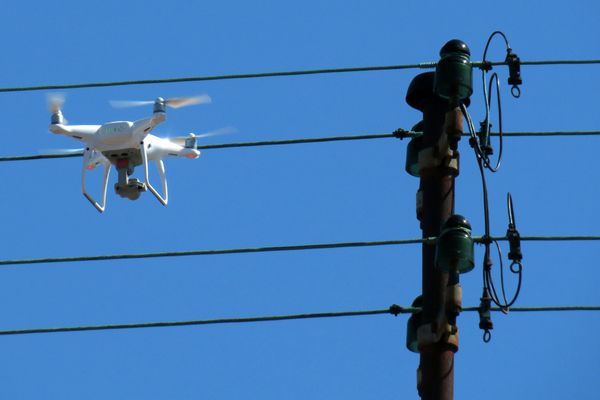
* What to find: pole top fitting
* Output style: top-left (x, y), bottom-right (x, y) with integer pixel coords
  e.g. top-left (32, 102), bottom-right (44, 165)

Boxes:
top-left (443, 214), bottom-right (472, 231)
top-left (440, 39), bottom-right (471, 57)
top-left (435, 39), bottom-right (473, 102)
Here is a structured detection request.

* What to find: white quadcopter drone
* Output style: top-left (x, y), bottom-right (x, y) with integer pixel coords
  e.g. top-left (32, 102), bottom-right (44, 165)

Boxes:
top-left (48, 94), bottom-right (214, 213)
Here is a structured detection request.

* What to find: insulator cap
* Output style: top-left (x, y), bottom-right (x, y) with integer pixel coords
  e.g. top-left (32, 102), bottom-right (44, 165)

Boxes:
top-left (443, 214), bottom-right (472, 231)
top-left (440, 39), bottom-right (471, 57)
top-left (406, 71), bottom-right (470, 111)
top-left (435, 39), bottom-right (473, 101)
top-left (411, 295), bottom-right (423, 308)
top-left (411, 120), bottom-right (424, 132)
top-left (406, 72), bottom-right (436, 112)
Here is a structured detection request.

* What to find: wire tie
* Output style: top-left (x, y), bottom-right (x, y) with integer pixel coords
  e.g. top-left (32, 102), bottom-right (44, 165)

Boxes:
top-left (388, 304), bottom-right (404, 316)
top-left (478, 61), bottom-right (493, 71)
top-left (418, 62), bottom-right (437, 69)
top-left (468, 137), bottom-right (478, 149)
top-left (392, 128), bottom-right (409, 140)
top-left (481, 234), bottom-right (493, 246)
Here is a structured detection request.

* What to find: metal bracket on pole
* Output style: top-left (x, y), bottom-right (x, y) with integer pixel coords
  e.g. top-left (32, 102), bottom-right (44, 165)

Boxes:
top-left (417, 322), bottom-right (459, 351)
top-left (446, 283), bottom-right (463, 315)
top-left (418, 147), bottom-right (459, 175)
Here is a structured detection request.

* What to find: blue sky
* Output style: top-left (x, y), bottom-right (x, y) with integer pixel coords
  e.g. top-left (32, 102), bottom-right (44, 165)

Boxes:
top-left (0, 1), bottom-right (599, 398)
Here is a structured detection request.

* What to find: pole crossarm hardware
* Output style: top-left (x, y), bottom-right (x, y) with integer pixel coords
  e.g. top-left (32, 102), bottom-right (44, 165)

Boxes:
top-left (1, 131), bottom-right (599, 163)
top-left (0, 59), bottom-right (598, 93)
top-left (0, 305), bottom-right (597, 336)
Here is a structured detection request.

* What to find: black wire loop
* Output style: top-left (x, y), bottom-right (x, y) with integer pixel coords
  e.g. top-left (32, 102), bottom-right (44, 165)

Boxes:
top-left (477, 30), bottom-right (524, 173)
top-left (484, 73), bottom-right (504, 172)
top-left (510, 261), bottom-right (522, 274)
top-left (483, 330), bottom-right (492, 343)
top-left (462, 103), bottom-right (523, 315)
top-left (511, 85), bottom-right (521, 98)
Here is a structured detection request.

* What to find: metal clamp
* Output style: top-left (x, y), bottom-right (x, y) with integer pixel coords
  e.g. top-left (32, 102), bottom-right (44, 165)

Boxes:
top-left (418, 147), bottom-right (459, 174)
top-left (444, 107), bottom-right (464, 149)
top-left (478, 288), bottom-right (493, 343)
top-left (507, 193), bottom-right (522, 262)
top-left (505, 50), bottom-right (522, 98)
top-left (446, 283), bottom-right (463, 315)
top-left (417, 322), bottom-right (459, 350)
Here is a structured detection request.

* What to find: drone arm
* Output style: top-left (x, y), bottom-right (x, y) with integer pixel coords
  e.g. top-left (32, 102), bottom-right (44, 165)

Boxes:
top-left (50, 124), bottom-right (100, 142)
top-left (132, 112), bottom-right (166, 140)
top-left (140, 140), bottom-right (168, 206)
top-left (81, 149), bottom-right (111, 213)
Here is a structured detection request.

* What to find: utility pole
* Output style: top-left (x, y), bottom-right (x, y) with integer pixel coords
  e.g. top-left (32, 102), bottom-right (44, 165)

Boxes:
top-left (405, 39), bottom-right (472, 400)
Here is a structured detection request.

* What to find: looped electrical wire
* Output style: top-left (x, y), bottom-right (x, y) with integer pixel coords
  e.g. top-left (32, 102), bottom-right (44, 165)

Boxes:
top-left (477, 31), bottom-right (521, 173)
top-left (486, 240), bottom-right (508, 313)
top-left (462, 103), bottom-right (523, 318)
top-left (478, 72), bottom-right (504, 172)
top-left (481, 31), bottom-right (522, 98)
top-left (484, 197), bottom-right (524, 312)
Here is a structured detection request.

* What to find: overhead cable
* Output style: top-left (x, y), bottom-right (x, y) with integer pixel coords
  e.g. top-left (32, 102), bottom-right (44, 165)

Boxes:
top-left (0, 235), bottom-right (599, 267)
top-left (1, 305), bottom-right (598, 336)
top-left (0, 59), bottom-right (598, 93)
top-left (2, 130), bottom-right (600, 163)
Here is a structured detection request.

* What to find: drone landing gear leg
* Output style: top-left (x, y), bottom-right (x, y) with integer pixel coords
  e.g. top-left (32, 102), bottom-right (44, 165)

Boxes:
top-left (140, 140), bottom-right (168, 206)
top-left (82, 149), bottom-right (111, 213)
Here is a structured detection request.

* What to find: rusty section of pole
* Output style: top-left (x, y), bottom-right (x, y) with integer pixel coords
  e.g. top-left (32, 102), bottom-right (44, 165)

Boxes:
top-left (407, 69), bottom-right (465, 399)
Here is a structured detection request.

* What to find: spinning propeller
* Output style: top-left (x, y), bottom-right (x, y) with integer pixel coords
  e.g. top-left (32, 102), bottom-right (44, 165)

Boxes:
top-left (109, 95), bottom-right (211, 109)
top-left (47, 93), bottom-right (68, 124)
top-left (169, 127), bottom-right (236, 148)
top-left (47, 93), bottom-right (65, 113)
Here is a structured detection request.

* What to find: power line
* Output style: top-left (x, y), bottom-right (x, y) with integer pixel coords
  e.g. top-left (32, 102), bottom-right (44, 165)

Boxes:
top-left (0, 308), bottom-right (397, 336)
top-left (0, 305), bottom-right (597, 336)
top-left (509, 235), bottom-right (600, 242)
top-left (0, 133), bottom-right (401, 162)
top-left (0, 152), bottom-right (82, 162)
top-left (499, 130), bottom-right (600, 137)
top-left (0, 239), bottom-right (427, 266)
top-left (0, 64), bottom-right (429, 93)
top-left (1, 235), bottom-right (598, 267)
top-left (472, 306), bottom-right (600, 312)
top-left (0, 59), bottom-right (598, 93)
top-left (2, 130), bottom-right (599, 163)
top-left (519, 60), bottom-right (600, 66)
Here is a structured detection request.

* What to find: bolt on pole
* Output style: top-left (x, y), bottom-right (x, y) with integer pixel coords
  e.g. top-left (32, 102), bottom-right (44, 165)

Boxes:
top-left (405, 39), bottom-right (473, 400)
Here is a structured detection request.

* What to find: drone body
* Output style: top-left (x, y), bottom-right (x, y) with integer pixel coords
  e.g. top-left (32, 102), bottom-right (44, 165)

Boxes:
top-left (49, 96), bottom-right (209, 213)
